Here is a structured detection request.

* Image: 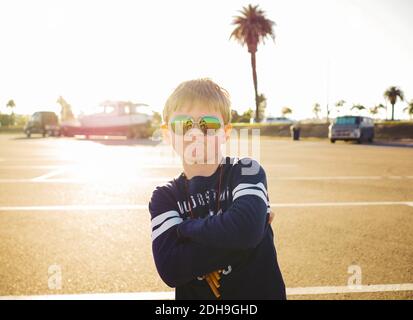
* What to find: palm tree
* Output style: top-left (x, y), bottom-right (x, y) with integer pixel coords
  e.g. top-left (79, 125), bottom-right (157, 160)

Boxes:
top-left (5, 100), bottom-right (16, 126)
top-left (281, 107), bottom-right (292, 117)
top-left (335, 100), bottom-right (346, 107)
top-left (369, 104), bottom-right (386, 120)
top-left (351, 104), bottom-right (366, 115)
top-left (335, 100), bottom-right (346, 114)
top-left (384, 86), bottom-right (404, 121)
top-left (6, 99), bottom-right (16, 114)
top-left (257, 93), bottom-right (267, 121)
top-left (230, 4), bottom-right (275, 122)
top-left (335, 100), bottom-right (347, 114)
top-left (312, 103), bottom-right (321, 119)
top-left (403, 100), bottom-right (413, 120)
top-left (375, 103), bottom-right (386, 111)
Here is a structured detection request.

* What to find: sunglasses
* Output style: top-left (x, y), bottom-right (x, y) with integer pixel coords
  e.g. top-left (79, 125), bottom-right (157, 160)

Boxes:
top-left (167, 115), bottom-right (223, 135)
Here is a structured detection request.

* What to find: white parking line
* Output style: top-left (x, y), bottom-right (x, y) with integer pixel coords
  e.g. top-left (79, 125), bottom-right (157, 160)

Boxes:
top-left (0, 175), bottom-right (413, 184)
top-left (272, 176), bottom-right (382, 181)
top-left (0, 204), bottom-right (148, 211)
top-left (32, 168), bottom-right (69, 181)
top-left (0, 164), bottom-right (181, 171)
top-left (270, 176), bottom-right (413, 181)
top-left (0, 165), bottom-right (64, 169)
top-left (269, 201), bottom-right (413, 208)
top-left (1, 283), bottom-right (412, 300)
top-left (0, 177), bottom-right (170, 184)
top-left (1, 201), bottom-right (413, 212)
top-left (287, 283), bottom-right (413, 295)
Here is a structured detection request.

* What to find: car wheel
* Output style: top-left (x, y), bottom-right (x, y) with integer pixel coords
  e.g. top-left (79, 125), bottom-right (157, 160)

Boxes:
top-left (330, 139), bottom-right (336, 143)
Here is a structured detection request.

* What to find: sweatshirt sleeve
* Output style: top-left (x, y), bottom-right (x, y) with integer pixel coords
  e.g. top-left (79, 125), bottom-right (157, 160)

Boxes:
top-left (176, 158), bottom-right (270, 250)
top-left (149, 184), bottom-right (241, 288)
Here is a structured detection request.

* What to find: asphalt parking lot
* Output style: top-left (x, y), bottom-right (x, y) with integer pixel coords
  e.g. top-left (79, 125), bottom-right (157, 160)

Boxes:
top-left (0, 133), bottom-right (412, 299)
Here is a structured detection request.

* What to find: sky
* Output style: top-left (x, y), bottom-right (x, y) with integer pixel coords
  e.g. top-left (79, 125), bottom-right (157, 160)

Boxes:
top-left (0, 0), bottom-right (412, 120)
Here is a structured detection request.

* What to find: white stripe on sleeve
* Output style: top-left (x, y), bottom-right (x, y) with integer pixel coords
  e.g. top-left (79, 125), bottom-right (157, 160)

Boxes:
top-left (232, 188), bottom-right (269, 205)
top-left (232, 182), bottom-right (268, 197)
top-left (151, 217), bottom-right (183, 241)
top-left (151, 210), bottom-right (180, 229)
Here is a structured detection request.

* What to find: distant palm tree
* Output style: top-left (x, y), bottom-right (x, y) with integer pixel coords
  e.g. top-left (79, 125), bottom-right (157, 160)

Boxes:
top-left (281, 107), bottom-right (292, 117)
top-left (384, 86), bottom-right (404, 121)
top-left (257, 93), bottom-right (267, 121)
top-left (335, 100), bottom-right (346, 107)
top-left (312, 103), bottom-right (321, 119)
top-left (403, 100), bottom-right (413, 120)
top-left (351, 104), bottom-right (366, 115)
top-left (369, 104), bottom-right (386, 119)
top-left (329, 99), bottom-right (345, 119)
top-left (230, 4), bottom-right (275, 122)
top-left (369, 107), bottom-right (378, 117)
top-left (335, 100), bottom-right (346, 114)
top-left (375, 103), bottom-right (386, 111)
top-left (6, 99), bottom-right (16, 114)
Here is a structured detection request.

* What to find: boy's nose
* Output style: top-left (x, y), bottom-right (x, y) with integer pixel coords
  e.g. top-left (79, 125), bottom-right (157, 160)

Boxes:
top-left (184, 128), bottom-right (205, 141)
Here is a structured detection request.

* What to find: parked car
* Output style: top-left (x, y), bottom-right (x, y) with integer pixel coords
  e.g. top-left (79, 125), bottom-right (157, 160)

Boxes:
top-left (253, 117), bottom-right (295, 124)
top-left (24, 111), bottom-right (60, 138)
top-left (329, 115), bottom-right (375, 144)
top-left (60, 101), bottom-right (153, 139)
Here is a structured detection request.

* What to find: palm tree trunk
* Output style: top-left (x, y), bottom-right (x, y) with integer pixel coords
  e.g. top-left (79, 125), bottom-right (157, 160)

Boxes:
top-left (250, 52), bottom-right (259, 122)
top-left (391, 103), bottom-right (395, 121)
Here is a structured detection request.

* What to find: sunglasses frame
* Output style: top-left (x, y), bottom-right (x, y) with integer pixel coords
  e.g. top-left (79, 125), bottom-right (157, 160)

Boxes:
top-left (165, 115), bottom-right (224, 136)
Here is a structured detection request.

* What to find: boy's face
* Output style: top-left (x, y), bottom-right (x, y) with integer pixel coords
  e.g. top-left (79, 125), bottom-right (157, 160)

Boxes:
top-left (164, 101), bottom-right (230, 165)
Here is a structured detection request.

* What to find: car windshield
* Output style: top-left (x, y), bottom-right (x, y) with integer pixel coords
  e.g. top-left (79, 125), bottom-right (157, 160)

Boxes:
top-left (131, 105), bottom-right (153, 116)
top-left (335, 117), bottom-right (359, 125)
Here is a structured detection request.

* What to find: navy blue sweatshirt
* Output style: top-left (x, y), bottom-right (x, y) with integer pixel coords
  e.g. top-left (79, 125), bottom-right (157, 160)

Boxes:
top-left (148, 156), bottom-right (286, 300)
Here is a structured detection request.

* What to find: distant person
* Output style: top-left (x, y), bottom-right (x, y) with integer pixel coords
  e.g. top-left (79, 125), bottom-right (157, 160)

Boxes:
top-left (148, 78), bottom-right (286, 300)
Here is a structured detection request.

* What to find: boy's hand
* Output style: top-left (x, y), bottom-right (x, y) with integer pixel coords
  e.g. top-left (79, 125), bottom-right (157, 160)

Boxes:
top-left (205, 271), bottom-right (221, 299)
top-left (202, 211), bottom-right (274, 298)
top-left (268, 210), bottom-right (275, 224)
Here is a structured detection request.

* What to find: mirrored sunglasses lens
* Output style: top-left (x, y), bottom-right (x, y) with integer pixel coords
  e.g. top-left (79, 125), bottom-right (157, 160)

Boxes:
top-left (171, 116), bottom-right (193, 134)
top-left (200, 116), bottom-right (221, 134)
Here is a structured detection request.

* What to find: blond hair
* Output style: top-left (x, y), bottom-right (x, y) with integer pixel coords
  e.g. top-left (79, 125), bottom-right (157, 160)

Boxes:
top-left (163, 78), bottom-right (231, 125)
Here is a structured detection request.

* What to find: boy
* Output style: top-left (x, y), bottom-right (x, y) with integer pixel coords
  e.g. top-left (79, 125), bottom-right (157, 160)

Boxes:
top-left (149, 78), bottom-right (286, 300)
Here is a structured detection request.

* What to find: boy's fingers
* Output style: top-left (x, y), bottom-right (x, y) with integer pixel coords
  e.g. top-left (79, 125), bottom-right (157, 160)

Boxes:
top-left (205, 275), bottom-right (221, 298)
top-left (268, 210), bottom-right (275, 224)
top-left (209, 273), bottom-right (220, 288)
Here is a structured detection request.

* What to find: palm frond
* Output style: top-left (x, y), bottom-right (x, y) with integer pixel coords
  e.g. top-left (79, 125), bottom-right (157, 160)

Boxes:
top-left (230, 4), bottom-right (276, 52)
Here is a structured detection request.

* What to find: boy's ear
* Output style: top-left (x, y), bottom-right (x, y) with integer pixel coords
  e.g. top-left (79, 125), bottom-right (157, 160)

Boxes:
top-left (224, 124), bottom-right (232, 142)
top-left (161, 123), bottom-right (171, 143)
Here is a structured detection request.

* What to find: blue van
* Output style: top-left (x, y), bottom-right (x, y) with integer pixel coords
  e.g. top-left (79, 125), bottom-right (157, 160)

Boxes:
top-left (329, 116), bottom-right (375, 144)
